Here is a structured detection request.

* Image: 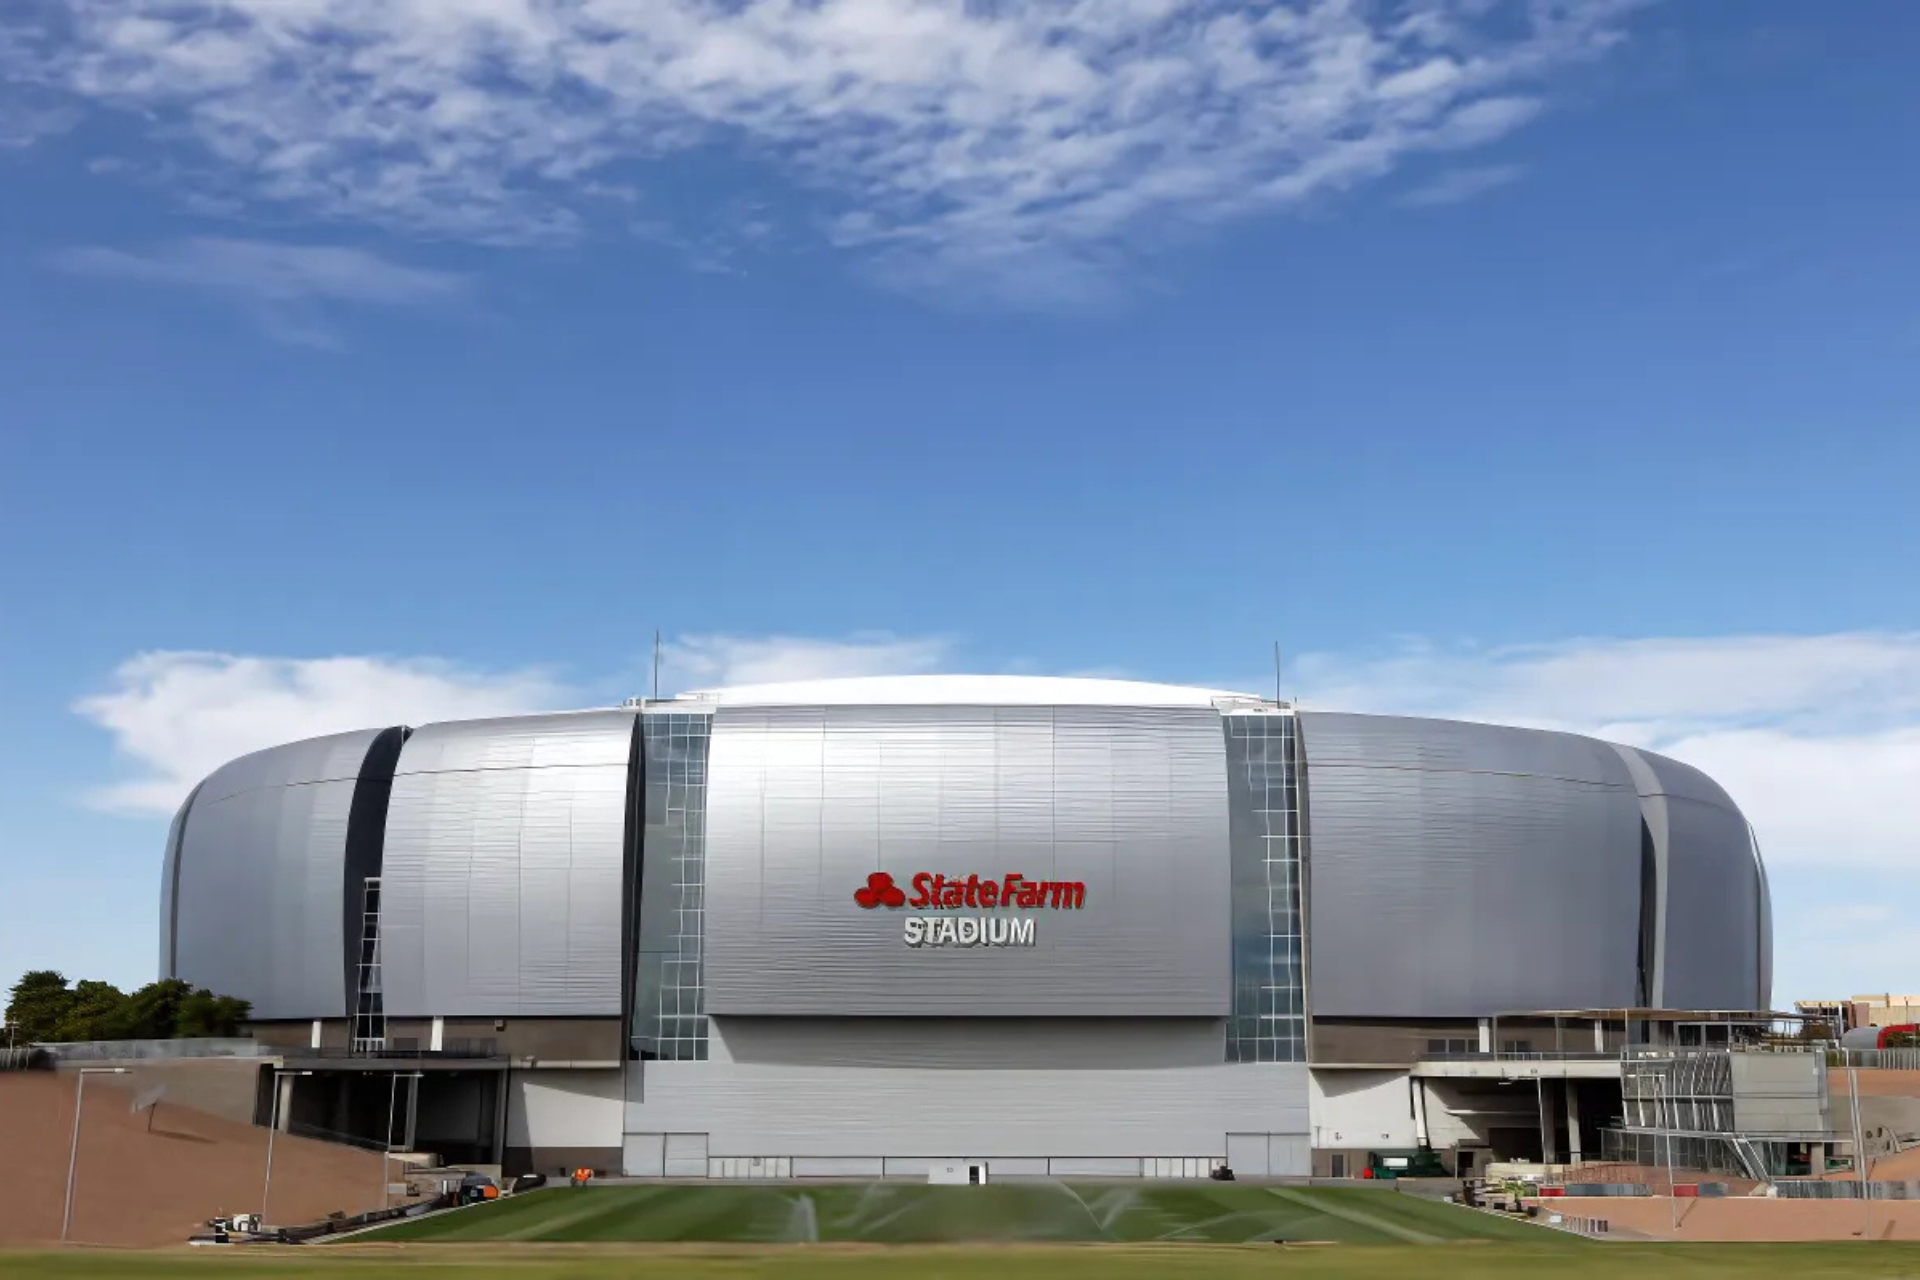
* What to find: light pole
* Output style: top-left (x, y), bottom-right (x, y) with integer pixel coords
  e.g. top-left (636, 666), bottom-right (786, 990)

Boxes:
top-left (383, 1071), bottom-right (424, 1209)
top-left (1655, 1072), bottom-right (1678, 1233)
top-left (62, 1067), bottom-right (128, 1241)
top-left (261, 1069), bottom-right (312, 1227)
top-left (1849, 1065), bottom-right (1871, 1238)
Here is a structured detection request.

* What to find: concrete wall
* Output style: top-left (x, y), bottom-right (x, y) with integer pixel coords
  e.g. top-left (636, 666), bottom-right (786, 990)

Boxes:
top-left (1731, 1054), bottom-right (1830, 1136)
top-left (506, 1069), bottom-right (623, 1176)
top-left (55, 1057), bottom-right (268, 1127)
top-left (622, 1017), bottom-right (1308, 1175)
top-left (1310, 1068), bottom-right (1419, 1150)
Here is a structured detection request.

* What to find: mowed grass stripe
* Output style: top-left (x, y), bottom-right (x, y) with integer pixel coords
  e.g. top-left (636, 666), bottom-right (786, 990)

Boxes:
top-left (359, 1182), bottom-right (1557, 1246)
top-left (13, 1242), bottom-right (1920, 1279)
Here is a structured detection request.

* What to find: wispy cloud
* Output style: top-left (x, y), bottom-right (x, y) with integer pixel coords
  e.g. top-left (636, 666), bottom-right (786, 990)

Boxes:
top-left (9, 0), bottom-right (1647, 301)
top-left (1400, 163), bottom-right (1525, 207)
top-left (75, 651), bottom-right (568, 815)
top-left (50, 237), bottom-right (468, 348)
top-left (662, 631), bottom-right (955, 691)
top-left (75, 634), bottom-right (957, 814)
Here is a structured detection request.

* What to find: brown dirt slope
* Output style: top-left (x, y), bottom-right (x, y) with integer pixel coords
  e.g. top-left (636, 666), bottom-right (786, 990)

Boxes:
top-left (0, 1070), bottom-right (391, 1247)
top-left (1549, 1196), bottom-right (1920, 1241)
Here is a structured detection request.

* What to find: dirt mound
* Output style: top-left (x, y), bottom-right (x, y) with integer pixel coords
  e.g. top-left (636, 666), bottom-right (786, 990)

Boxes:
top-left (0, 1070), bottom-right (394, 1247)
top-left (1550, 1195), bottom-right (1920, 1241)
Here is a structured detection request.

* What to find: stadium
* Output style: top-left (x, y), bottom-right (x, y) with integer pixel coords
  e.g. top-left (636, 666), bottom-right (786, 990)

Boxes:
top-left (159, 675), bottom-right (1772, 1181)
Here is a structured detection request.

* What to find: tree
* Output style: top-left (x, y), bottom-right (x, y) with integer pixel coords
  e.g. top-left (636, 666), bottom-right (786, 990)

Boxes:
top-left (119, 978), bottom-right (195, 1040)
top-left (5, 970), bottom-right (75, 1043)
top-left (52, 980), bottom-right (130, 1042)
top-left (174, 989), bottom-right (251, 1038)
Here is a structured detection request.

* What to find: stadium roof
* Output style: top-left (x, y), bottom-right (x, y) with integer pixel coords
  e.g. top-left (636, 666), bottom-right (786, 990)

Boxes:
top-left (668, 673), bottom-right (1261, 709)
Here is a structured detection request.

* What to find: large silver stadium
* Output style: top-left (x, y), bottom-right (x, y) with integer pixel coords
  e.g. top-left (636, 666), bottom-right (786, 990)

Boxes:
top-left (160, 675), bottom-right (1772, 1179)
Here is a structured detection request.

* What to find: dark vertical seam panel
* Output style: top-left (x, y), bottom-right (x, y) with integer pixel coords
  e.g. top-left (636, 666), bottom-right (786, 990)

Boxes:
top-left (620, 711), bottom-right (645, 1059)
top-left (343, 725), bottom-right (409, 1019)
top-left (164, 781), bottom-right (206, 980)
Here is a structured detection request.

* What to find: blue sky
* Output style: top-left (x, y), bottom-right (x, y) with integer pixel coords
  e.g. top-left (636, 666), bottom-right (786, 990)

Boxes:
top-left (2, 1), bottom-right (1916, 1011)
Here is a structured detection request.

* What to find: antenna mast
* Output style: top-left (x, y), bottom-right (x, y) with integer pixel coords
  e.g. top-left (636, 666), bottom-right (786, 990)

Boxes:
top-left (1273, 640), bottom-right (1282, 706)
top-left (652, 630), bottom-right (662, 702)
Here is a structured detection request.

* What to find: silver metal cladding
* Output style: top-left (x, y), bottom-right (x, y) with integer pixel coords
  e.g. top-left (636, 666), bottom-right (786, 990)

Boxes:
top-left (378, 711), bottom-right (634, 1018)
top-left (170, 730), bottom-right (384, 1020)
top-left (1614, 746), bottom-right (1767, 1011)
top-left (1298, 712), bottom-right (1645, 1019)
top-left (700, 703), bottom-right (1233, 1017)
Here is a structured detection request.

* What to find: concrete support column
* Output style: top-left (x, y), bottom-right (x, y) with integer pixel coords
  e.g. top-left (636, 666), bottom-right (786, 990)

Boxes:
top-left (492, 1070), bottom-right (510, 1168)
top-left (403, 1076), bottom-right (419, 1151)
top-left (1565, 1081), bottom-right (1583, 1166)
top-left (275, 1074), bottom-right (295, 1133)
top-left (1477, 1019), bottom-right (1492, 1053)
top-left (1537, 1079), bottom-right (1557, 1165)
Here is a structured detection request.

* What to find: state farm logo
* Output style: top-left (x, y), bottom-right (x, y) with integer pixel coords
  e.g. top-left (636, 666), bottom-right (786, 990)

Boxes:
top-left (854, 872), bottom-right (907, 908)
top-left (855, 872), bottom-right (1084, 948)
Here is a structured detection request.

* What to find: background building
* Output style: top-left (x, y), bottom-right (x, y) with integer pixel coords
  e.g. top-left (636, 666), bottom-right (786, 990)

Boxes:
top-left (159, 675), bottom-right (1772, 1179)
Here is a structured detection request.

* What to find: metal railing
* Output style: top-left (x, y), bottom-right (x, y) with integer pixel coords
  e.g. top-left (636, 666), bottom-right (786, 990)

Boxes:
top-left (1775, 1179), bottom-right (1920, 1201)
top-left (1837, 1047), bottom-right (1920, 1071)
top-left (32, 1038), bottom-right (271, 1061)
top-left (294, 1040), bottom-right (502, 1061)
top-left (1419, 1050), bottom-right (1618, 1062)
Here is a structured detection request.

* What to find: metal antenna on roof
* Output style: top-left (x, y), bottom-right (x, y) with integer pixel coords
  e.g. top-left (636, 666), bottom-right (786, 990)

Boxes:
top-left (652, 630), bottom-right (662, 703)
top-left (1273, 641), bottom-right (1282, 706)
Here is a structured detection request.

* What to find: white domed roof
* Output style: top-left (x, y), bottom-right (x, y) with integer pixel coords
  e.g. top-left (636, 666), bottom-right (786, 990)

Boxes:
top-left (670, 673), bottom-right (1257, 708)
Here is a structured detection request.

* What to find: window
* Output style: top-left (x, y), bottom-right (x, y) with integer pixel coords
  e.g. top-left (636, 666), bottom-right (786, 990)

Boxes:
top-left (1223, 713), bottom-right (1306, 1064)
top-left (631, 713), bottom-right (712, 1061)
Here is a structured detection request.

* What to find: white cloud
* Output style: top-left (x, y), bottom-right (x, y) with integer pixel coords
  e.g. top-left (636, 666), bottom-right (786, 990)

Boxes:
top-left (11, 0), bottom-right (1646, 299)
top-left (74, 635), bottom-right (955, 815)
top-left (662, 631), bottom-right (954, 691)
top-left (75, 651), bottom-right (567, 816)
top-left (1400, 162), bottom-right (1525, 206)
top-left (51, 237), bottom-right (468, 348)
top-left (1284, 632), bottom-right (1920, 873)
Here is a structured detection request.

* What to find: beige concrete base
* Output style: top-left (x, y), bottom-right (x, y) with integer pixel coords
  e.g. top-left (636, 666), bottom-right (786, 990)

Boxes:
top-left (1545, 1195), bottom-right (1920, 1241)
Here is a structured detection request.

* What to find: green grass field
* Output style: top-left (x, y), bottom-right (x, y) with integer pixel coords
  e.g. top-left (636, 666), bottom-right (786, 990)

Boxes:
top-left (360, 1181), bottom-right (1554, 1245)
top-left (9, 1243), bottom-right (1920, 1280)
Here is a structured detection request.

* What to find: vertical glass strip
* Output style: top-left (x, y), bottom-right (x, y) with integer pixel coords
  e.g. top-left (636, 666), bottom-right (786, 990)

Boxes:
top-left (1224, 712), bottom-right (1307, 1063)
top-left (631, 712), bottom-right (712, 1061)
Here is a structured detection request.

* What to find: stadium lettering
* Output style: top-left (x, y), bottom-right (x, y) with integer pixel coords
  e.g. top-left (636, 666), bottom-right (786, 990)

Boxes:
top-left (903, 916), bottom-right (1038, 948)
top-left (905, 872), bottom-right (1085, 910)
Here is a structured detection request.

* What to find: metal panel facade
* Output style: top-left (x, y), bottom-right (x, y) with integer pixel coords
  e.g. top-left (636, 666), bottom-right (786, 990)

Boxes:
top-left (701, 703), bottom-right (1232, 1017)
top-left (1621, 748), bottom-right (1764, 1010)
top-left (157, 782), bottom-right (201, 979)
top-left (380, 712), bottom-right (633, 1018)
top-left (1298, 713), bottom-right (1644, 1019)
top-left (171, 730), bottom-right (382, 1020)
top-left (624, 1053), bottom-right (1308, 1166)
top-left (707, 1016), bottom-right (1226, 1069)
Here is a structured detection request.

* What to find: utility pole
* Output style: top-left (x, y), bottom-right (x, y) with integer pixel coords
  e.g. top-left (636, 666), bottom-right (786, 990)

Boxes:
top-left (1655, 1072), bottom-right (1678, 1234)
top-left (62, 1067), bottom-right (127, 1240)
top-left (261, 1069), bottom-right (311, 1227)
top-left (1850, 1066), bottom-right (1871, 1237)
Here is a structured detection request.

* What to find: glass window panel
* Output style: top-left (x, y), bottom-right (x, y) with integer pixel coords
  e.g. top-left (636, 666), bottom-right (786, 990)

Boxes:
top-left (1223, 713), bottom-right (1306, 1064)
